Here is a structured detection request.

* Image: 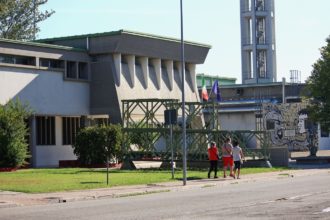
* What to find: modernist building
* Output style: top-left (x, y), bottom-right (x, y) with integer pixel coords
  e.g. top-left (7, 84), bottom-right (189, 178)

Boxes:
top-left (0, 30), bottom-right (210, 167)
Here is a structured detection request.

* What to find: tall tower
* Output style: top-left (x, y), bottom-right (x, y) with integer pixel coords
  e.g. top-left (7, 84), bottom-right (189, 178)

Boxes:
top-left (240, 0), bottom-right (277, 84)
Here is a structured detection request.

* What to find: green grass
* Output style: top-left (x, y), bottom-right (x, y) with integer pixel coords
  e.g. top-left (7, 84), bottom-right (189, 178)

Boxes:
top-left (0, 167), bottom-right (288, 193)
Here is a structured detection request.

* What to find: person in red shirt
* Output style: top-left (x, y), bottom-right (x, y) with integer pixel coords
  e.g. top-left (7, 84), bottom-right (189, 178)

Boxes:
top-left (208, 141), bottom-right (219, 178)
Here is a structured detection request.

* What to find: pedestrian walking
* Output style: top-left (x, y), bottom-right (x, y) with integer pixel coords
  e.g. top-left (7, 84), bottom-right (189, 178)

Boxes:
top-left (222, 137), bottom-right (235, 178)
top-left (207, 141), bottom-right (219, 178)
top-left (232, 140), bottom-right (245, 179)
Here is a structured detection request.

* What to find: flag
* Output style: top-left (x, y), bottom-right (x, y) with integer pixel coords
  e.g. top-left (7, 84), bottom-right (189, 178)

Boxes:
top-left (211, 80), bottom-right (221, 102)
top-left (201, 77), bottom-right (209, 101)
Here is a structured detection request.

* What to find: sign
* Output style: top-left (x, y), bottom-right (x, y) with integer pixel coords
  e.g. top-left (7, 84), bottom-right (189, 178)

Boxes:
top-left (164, 109), bottom-right (177, 125)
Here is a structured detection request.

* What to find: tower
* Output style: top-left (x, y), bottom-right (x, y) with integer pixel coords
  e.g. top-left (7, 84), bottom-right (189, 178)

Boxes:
top-left (240, 0), bottom-right (277, 84)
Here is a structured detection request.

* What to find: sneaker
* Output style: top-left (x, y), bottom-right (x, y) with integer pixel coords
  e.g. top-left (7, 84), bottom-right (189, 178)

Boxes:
top-left (214, 176), bottom-right (218, 179)
top-left (230, 174), bottom-right (235, 179)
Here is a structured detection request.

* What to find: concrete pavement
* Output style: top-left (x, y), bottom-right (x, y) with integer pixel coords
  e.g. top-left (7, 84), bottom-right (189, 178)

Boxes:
top-left (1, 167), bottom-right (330, 208)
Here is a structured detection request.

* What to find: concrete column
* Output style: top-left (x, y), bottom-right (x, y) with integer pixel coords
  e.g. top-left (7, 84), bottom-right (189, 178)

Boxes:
top-left (164, 60), bottom-right (174, 90)
top-left (126, 55), bottom-right (135, 87)
top-left (113, 53), bottom-right (121, 86)
top-left (187, 63), bottom-right (196, 92)
top-left (151, 58), bottom-right (161, 89)
top-left (175, 61), bottom-right (183, 83)
top-left (29, 115), bottom-right (37, 168)
top-left (138, 57), bottom-right (149, 89)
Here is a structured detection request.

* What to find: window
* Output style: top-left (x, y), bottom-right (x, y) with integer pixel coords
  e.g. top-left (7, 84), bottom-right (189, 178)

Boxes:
top-left (40, 58), bottom-right (64, 69)
top-left (321, 124), bottom-right (329, 138)
top-left (255, 113), bottom-right (263, 131)
top-left (62, 117), bottom-right (80, 145)
top-left (66, 61), bottom-right (77, 78)
top-left (36, 116), bottom-right (55, 145)
top-left (78, 62), bottom-right (88, 80)
top-left (266, 120), bottom-right (275, 130)
top-left (0, 53), bottom-right (35, 66)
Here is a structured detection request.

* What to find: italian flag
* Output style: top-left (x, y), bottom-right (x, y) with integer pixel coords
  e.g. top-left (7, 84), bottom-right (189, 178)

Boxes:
top-left (201, 77), bottom-right (209, 101)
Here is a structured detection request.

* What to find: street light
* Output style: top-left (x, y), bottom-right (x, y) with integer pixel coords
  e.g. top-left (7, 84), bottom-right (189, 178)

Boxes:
top-left (180, 0), bottom-right (187, 186)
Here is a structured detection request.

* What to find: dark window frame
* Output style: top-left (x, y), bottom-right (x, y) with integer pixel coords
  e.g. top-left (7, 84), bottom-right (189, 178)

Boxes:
top-left (36, 116), bottom-right (55, 145)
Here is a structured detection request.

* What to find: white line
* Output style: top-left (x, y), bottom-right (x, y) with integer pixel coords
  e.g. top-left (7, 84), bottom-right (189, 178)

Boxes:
top-left (322, 207), bottom-right (330, 213)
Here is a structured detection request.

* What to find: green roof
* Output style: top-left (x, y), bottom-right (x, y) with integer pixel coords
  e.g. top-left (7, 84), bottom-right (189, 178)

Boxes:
top-left (197, 73), bottom-right (237, 81)
top-left (36, 29), bottom-right (212, 49)
top-left (0, 37), bottom-right (86, 52)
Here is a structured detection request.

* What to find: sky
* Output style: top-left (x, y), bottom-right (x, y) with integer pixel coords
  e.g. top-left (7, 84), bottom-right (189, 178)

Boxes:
top-left (38, 0), bottom-right (330, 84)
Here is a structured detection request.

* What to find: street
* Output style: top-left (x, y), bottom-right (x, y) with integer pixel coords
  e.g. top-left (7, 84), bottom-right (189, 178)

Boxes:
top-left (1, 170), bottom-right (330, 220)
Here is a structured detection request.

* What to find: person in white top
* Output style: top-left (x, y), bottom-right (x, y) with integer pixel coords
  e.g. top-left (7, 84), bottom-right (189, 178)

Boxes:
top-left (221, 137), bottom-right (235, 178)
top-left (232, 140), bottom-right (245, 179)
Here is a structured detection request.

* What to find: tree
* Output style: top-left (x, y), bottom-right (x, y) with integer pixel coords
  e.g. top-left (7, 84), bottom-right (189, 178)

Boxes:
top-left (0, 0), bottom-right (54, 40)
top-left (0, 99), bottom-right (32, 168)
top-left (73, 125), bottom-right (123, 166)
top-left (306, 36), bottom-right (330, 131)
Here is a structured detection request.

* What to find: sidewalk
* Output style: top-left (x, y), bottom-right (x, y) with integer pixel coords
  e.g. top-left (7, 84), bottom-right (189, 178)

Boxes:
top-left (1, 167), bottom-right (330, 208)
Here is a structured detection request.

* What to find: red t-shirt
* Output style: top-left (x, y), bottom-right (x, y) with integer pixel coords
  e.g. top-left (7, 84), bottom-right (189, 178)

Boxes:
top-left (208, 146), bottom-right (219, 161)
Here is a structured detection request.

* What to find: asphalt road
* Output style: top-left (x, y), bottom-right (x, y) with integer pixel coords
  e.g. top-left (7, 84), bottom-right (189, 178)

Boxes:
top-left (1, 171), bottom-right (330, 220)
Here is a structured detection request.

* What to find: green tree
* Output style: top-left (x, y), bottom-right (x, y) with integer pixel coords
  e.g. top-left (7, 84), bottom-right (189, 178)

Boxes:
top-left (306, 36), bottom-right (330, 130)
top-left (73, 125), bottom-right (123, 165)
top-left (0, 0), bottom-right (54, 40)
top-left (0, 99), bottom-right (32, 168)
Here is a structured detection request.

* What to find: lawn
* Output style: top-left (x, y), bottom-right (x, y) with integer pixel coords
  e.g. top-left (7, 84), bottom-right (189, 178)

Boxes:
top-left (0, 167), bottom-right (287, 193)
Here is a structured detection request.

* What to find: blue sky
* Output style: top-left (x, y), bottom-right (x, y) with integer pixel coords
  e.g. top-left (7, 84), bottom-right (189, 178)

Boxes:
top-left (39, 0), bottom-right (330, 84)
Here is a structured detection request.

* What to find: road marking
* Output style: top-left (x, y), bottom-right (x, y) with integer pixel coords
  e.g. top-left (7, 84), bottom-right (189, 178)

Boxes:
top-left (289, 193), bottom-right (313, 200)
top-left (322, 207), bottom-right (330, 213)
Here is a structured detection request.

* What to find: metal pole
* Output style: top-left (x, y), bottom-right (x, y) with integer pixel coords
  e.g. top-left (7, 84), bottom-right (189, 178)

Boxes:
top-left (180, 0), bottom-right (187, 186)
top-left (106, 156), bottom-right (109, 185)
top-left (33, 0), bottom-right (36, 40)
top-left (170, 124), bottom-right (174, 179)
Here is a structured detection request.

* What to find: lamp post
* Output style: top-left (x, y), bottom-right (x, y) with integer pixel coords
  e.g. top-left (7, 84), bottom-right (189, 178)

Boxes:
top-left (180, 0), bottom-right (187, 186)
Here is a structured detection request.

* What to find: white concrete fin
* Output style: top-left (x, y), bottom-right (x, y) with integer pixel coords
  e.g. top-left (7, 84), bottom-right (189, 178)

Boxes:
top-left (164, 60), bottom-right (174, 91)
top-left (125, 55), bottom-right (135, 87)
top-left (113, 53), bottom-right (121, 86)
top-left (138, 57), bottom-right (149, 89)
top-left (175, 61), bottom-right (183, 82)
top-left (187, 63), bottom-right (197, 92)
top-left (150, 58), bottom-right (161, 89)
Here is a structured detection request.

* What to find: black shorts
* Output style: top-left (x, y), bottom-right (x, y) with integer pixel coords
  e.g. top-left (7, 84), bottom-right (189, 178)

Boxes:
top-left (234, 161), bottom-right (241, 169)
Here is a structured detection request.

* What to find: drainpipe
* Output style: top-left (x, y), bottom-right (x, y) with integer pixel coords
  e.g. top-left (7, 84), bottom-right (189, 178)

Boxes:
top-left (282, 77), bottom-right (286, 103)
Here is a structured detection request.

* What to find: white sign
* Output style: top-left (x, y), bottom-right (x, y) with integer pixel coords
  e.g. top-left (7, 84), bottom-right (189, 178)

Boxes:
top-left (284, 129), bottom-right (296, 137)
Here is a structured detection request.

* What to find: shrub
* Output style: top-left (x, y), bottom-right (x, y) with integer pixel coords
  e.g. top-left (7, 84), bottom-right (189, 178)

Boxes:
top-left (73, 124), bottom-right (123, 165)
top-left (0, 100), bottom-right (31, 168)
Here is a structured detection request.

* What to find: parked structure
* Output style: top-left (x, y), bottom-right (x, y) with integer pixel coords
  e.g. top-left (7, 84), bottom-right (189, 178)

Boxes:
top-left (0, 30), bottom-right (210, 167)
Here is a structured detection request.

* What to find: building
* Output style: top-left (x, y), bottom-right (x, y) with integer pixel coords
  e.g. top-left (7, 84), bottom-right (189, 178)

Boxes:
top-left (196, 74), bottom-right (236, 87)
top-left (240, 0), bottom-right (277, 84)
top-left (198, 80), bottom-right (330, 151)
top-left (0, 30), bottom-right (210, 167)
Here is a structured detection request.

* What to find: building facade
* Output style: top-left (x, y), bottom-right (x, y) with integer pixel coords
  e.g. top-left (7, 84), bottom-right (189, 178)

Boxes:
top-left (0, 30), bottom-right (210, 167)
top-left (199, 81), bottom-right (330, 151)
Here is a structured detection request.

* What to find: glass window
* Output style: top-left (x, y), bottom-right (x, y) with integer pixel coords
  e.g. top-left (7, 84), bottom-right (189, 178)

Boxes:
top-left (40, 58), bottom-right (64, 69)
top-left (321, 124), bottom-right (329, 138)
top-left (78, 62), bottom-right (88, 80)
top-left (36, 116), bottom-right (55, 145)
top-left (66, 61), bottom-right (77, 78)
top-left (0, 53), bottom-right (35, 66)
top-left (62, 117), bottom-right (81, 145)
